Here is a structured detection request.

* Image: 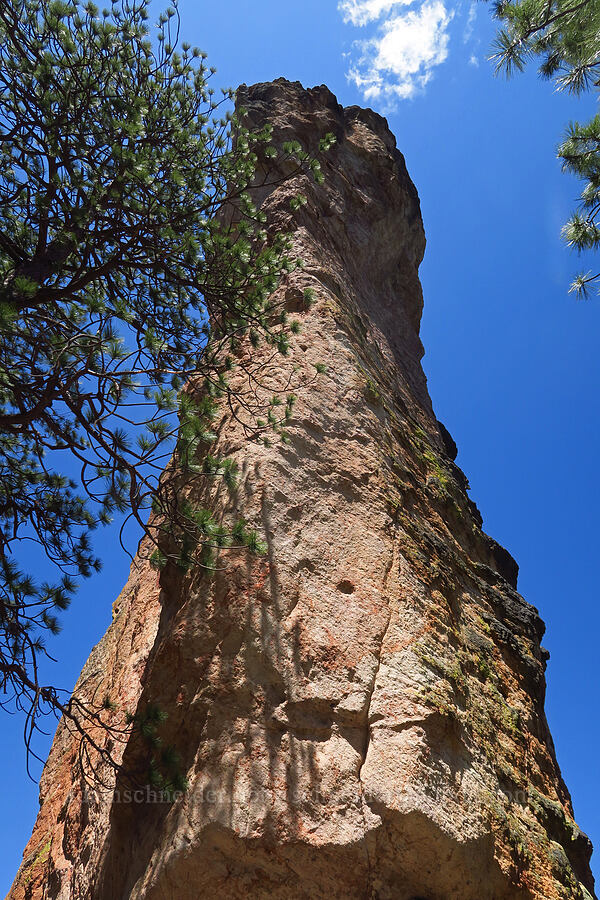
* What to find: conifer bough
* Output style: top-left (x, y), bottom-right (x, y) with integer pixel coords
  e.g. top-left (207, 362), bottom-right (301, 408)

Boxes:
top-left (490, 0), bottom-right (600, 295)
top-left (0, 0), bottom-right (333, 775)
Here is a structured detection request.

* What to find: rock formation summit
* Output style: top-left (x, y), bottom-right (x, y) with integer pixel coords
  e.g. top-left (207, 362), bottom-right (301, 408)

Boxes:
top-left (9, 79), bottom-right (595, 900)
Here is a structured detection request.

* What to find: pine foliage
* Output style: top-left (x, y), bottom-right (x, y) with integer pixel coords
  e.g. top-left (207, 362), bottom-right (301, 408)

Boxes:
top-left (0, 0), bottom-right (332, 770)
top-left (490, 0), bottom-right (600, 295)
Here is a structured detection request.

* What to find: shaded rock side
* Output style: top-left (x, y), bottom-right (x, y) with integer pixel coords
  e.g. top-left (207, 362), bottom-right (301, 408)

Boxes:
top-left (8, 79), bottom-right (595, 900)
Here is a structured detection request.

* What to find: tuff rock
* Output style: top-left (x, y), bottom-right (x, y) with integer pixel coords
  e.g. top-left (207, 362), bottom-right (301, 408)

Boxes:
top-left (8, 79), bottom-right (596, 900)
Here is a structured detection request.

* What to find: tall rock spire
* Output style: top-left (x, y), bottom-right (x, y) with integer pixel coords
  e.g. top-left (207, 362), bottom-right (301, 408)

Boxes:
top-left (9, 79), bottom-right (595, 900)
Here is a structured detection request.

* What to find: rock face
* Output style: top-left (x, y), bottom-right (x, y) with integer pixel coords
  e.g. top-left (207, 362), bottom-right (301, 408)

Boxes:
top-left (9, 79), bottom-right (595, 900)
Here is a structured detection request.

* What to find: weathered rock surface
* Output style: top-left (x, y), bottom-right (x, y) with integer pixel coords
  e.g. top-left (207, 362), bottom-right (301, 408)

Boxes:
top-left (8, 79), bottom-right (596, 900)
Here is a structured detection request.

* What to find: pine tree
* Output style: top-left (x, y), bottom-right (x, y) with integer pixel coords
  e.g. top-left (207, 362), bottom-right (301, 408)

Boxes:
top-left (490, 0), bottom-right (600, 295)
top-left (0, 0), bottom-right (332, 769)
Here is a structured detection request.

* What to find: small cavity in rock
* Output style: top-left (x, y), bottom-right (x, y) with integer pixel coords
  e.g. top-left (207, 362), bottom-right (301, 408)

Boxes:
top-left (337, 580), bottom-right (355, 594)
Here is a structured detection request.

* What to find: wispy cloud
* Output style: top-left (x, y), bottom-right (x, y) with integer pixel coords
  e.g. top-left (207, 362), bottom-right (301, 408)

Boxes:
top-left (339, 0), bottom-right (413, 27)
top-left (339, 0), bottom-right (478, 107)
top-left (463, 1), bottom-right (477, 43)
top-left (464, 2), bottom-right (481, 66)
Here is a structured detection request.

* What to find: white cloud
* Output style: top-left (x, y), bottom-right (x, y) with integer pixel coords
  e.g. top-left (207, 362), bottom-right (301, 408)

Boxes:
top-left (463, 1), bottom-right (477, 43)
top-left (338, 0), bottom-right (412, 27)
top-left (346, 1), bottom-right (453, 104)
top-left (340, 0), bottom-right (481, 107)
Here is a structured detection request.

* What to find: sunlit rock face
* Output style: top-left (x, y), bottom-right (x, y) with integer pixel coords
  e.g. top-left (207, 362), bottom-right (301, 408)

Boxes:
top-left (9, 79), bottom-right (595, 900)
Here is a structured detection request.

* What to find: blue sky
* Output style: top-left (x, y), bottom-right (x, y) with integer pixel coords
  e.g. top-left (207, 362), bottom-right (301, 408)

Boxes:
top-left (2, 0), bottom-right (600, 892)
